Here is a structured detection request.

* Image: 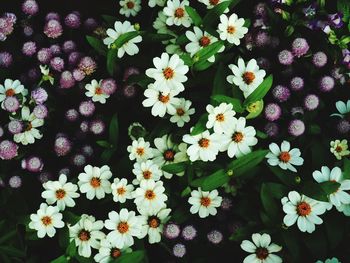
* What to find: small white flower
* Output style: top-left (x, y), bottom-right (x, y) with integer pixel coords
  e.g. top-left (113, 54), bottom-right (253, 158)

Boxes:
top-left (266, 141), bottom-right (304, 173)
top-left (94, 238), bottom-right (132, 262)
top-left (182, 130), bottom-right (222, 162)
top-left (169, 98), bottom-right (195, 127)
top-left (29, 203), bottom-right (64, 238)
top-left (240, 233), bottom-right (282, 263)
top-left (217, 13), bottom-right (248, 45)
top-left (142, 83), bottom-right (181, 117)
top-left (313, 166), bottom-right (350, 207)
top-left (188, 188), bottom-right (222, 218)
top-left (41, 174), bottom-right (80, 211)
top-left (146, 53), bottom-right (189, 94)
top-left (330, 139), bottom-right (350, 160)
top-left (148, 0), bottom-right (166, 7)
top-left (315, 258), bottom-right (341, 263)
top-left (85, 79), bottom-right (110, 104)
top-left (69, 214), bottom-right (105, 258)
top-left (111, 178), bottom-right (134, 203)
top-left (133, 179), bottom-right (168, 214)
top-left (13, 106), bottom-right (44, 145)
top-left (227, 58), bottom-right (266, 98)
top-left (139, 207), bottom-right (171, 244)
top-left (331, 100), bottom-right (350, 117)
top-left (221, 117), bottom-right (258, 158)
top-left (199, 0), bottom-right (230, 11)
top-left (78, 165), bottom-right (112, 200)
top-left (103, 21), bottom-right (142, 58)
top-left (119, 0), bottom-right (141, 17)
top-left (127, 137), bottom-right (154, 162)
top-left (163, 0), bottom-right (192, 28)
top-left (132, 160), bottom-right (162, 185)
top-left (0, 79), bottom-right (28, 107)
top-left (206, 102), bottom-right (236, 134)
top-left (105, 208), bottom-right (142, 249)
top-left (282, 191), bottom-right (327, 233)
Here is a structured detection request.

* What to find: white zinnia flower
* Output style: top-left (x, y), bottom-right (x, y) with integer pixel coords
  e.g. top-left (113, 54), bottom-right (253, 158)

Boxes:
top-left (266, 141), bottom-right (304, 173)
top-left (13, 106), bottom-right (44, 145)
top-left (29, 203), bottom-right (64, 238)
top-left (133, 179), bottom-right (168, 214)
top-left (240, 233), bottom-right (282, 263)
top-left (105, 208), bottom-right (142, 249)
top-left (85, 79), bottom-right (110, 104)
top-left (169, 98), bottom-right (195, 127)
top-left (313, 166), bottom-right (350, 207)
top-left (94, 238), bottom-right (132, 262)
top-left (330, 139), bottom-right (350, 160)
top-left (217, 13), bottom-right (248, 45)
top-left (163, 0), bottom-right (192, 28)
top-left (149, 0), bottom-right (166, 7)
top-left (78, 165), bottom-right (112, 200)
top-left (0, 79), bottom-right (28, 107)
top-left (111, 178), bottom-right (134, 203)
top-left (142, 83), bottom-right (180, 117)
top-left (69, 214), bottom-right (105, 258)
top-left (119, 0), bottom-right (141, 17)
top-left (132, 160), bottom-right (163, 185)
top-left (227, 58), bottom-right (266, 98)
top-left (282, 191), bottom-right (327, 233)
top-left (206, 102), bottom-right (236, 134)
top-left (41, 174), bottom-right (80, 211)
top-left (145, 52), bottom-right (189, 94)
top-left (103, 21), bottom-right (142, 58)
top-left (127, 137), bottom-right (154, 162)
top-left (188, 188), bottom-right (222, 218)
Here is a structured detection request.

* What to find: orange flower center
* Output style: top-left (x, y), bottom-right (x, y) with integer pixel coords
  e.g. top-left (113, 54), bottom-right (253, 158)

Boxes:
top-left (55, 189), bottom-right (66, 200)
top-left (90, 177), bottom-right (101, 188)
top-left (335, 146), bottom-right (342, 152)
top-left (136, 147), bottom-right (145, 156)
top-left (158, 94), bottom-right (170, 103)
top-left (5, 88), bottom-right (15, 96)
top-left (148, 217), bottom-right (160, 228)
top-left (232, 132), bottom-right (244, 143)
top-left (117, 222), bottom-right (129, 234)
top-left (25, 122), bottom-right (33, 131)
top-left (174, 8), bottom-right (184, 18)
top-left (200, 197), bottom-right (211, 207)
top-left (117, 187), bottom-right (126, 195)
top-left (176, 108), bottom-right (185, 116)
top-left (227, 26), bottom-right (236, 34)
top-left (145, 190), bottom-right (156, 200)
top-left (143, 170), bottom-right (152, 179)
top-left (209, 0), bottom-right (219, 5)
top-left (111, 248), bottom-right (122, 258)
top-left (126, 1), bottom-right (135, 9)
top-left (279, 151), bottom-right (291, 163)
top-left (242, 71), bottom-right (256, 85)
top-left (41, 216), bottom-right (52, 226)
top-left (95, 87), bottom-right (103, 95)
top-left (78, 230), bottom-right (90, 241)
top-left (256, 247), bottom-right (269, 260)
top-left (198, 138), bottom-right (210, 148)
top-left (215, 113), bottom-right (225, 122)
top-left (297, 201), bottom-right (311, 216)
top-left (163, 67), bottom-right (174, 80)
top-left (199, 36), bottom-right (211, 47)
top-left (163, 149), bottom-right (175, 161)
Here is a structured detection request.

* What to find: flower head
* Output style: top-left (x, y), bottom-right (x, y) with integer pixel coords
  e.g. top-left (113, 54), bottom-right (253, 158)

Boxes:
top-left (218, 13), bottom-right (248, 45)
top-left (188, 188), bottom-right (222, 218)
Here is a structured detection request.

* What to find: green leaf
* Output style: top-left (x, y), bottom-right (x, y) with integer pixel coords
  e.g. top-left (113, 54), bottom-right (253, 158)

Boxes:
top-left (116, 250), bottom-right (146, 263)
top-left (162, 161), bottom-right (188, 174)
top-left (63, 211), bottom-right (81, 225)
top-left (109, 113), bottom-right (119, 147)
top-left (243, 75), bottom-right (273, 106)
top-left (86, 36), bottom-right (107, 56)
top-left (51, 255), bottom-right (68, 263)
top-left (192, 59), bottom-right (213, 71)
top-left (65, 240), bottom-right (76, 257)
top-left (282, 230), bottom-right (300, 261)
top-left (211, 63), bottom-right (229, 97)
top-left (101, 148), bottom-right (116, 163)
top-left (0, 246), bottom-right (25, 258)
top-left (300, 181), bottom-right (328, 202)
top-left (107, 49), bottom-right (118, 76)
top-left (176, 34), bottom-right (189, 45)
top-left (193, 41), bottom-right (224, 63)
top-left (338, 0), bottom-right (350, 22)
top-left (181, 187), bottom-right (192, 197)
top-left (143, 33), bottom-right (175, 42)
top-left (319, 181), bottom-right (341, 195)
top-left (199, 169), bottom-right (229, 191)
top-left (256, 130), bottom-right (268, 139)
top-left (113, 31), bottom-right (141, 49)
top-left (58, 226), bottom-right (69, 249)
top-left (269, 166), bottom-right (296, 186)
top-left (180, 53), bottom-right (194, 67)
top-left (185, 6), bottom-right (202, 26)
top-left (260, 184), bottom-right (279, 220)
top-left (203, 0), bottom-right (238, 29)
top-left (284, 25), bottom-right (294, 37)
top-left (102, 15), bottom-right (118, 25)
top-left (343, 158), bottom-right (350, 179)
top-left (96, 140), bottom-right (112, 148)
top-left (190, 113), bottom-right (208, 135)
top-left (245, 100), bottom-right (264, 119)
top-left (211, 95), bottom-right (244, 113)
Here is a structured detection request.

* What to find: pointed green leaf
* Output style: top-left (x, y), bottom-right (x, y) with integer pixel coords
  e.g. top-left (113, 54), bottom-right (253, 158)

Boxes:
top-left (185, 6), bottom-right (202, 26)
top-left (243, 75), bottom-right (273, 106)
top-left (191, 113), bottom-right (208, 135)
top-left (211, 95), bottom-right (244, 113)
top-left (86, 36), bottom-right (107, 56)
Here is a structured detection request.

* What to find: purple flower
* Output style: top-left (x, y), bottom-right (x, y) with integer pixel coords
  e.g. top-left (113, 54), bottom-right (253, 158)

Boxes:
top-left (0, 140), bottom-right (18, 160)
top-left (44, 19), bottom-right (63, 39)
top-left (291, 38), bottom-right (309, 57)
top-left (0, 52), bottom-right (13, 67)
top-left (22, 0), bottom-right (39, 16)
top-left (54, 135), bottom-right (72, 156)
top-left (31, 87), bottom-right (48, 104)
top-left (328, 13), bottom-right (344, 28)
top-left (22, 41), bottom-right (37, 56)
top-left (59, 71), bottom-right (75, 89)
top-left (342, 49), bottom-right (350, 69)
top-left (278, 50), bottom-right (294, 65)
top-left (65, 12), bottom-right (81, 29)
top-left (50, 57), bottom-right (65, 72)
top-left (288, 119), bottom-right (305, 137)
top-left (37, 48), bottom-right (53, 64)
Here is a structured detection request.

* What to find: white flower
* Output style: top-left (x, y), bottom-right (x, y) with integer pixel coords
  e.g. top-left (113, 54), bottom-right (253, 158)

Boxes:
top-left (313, 166), bottom-right (350, 207)
top-left (227, 58), bottom-right (266, 98)
top-left (163, 0), bottom-right (192, 28)
top-left (139, 207), bottom-right (171, 244)
top-left (103, 21), bottom-right (142, 58)
top-left (145, 52), bottom-right (189, 94)
top-left (142, 83), bottom-right (181, 117)
top-left (105, 208), bottom-right (142, 249)
top-left (221, 117), bottom-right (258, 158)
top-left (78, 165), bottom-right (112, 200)
top-left (0, 79), bottom-right (27, 107)
top-left (94, 238), bottom-right (132, 262)
top-left (127, 137), bottom-right (154, 162)
top-left (185, 27), bottom-right (224, 63)
top-left (315, 258), bottom-right (341, 263)
top-left (69, 214), bottom-right (105, 258)
top-left (169, 98), bottom-right (195, 127)
top-left (330, 139), bottom-right (350, 160)
top-left (188, 188), bottom-right (222, 218)
top-left (266, 141), bottom-right (304, 173)
top-left (119, 0), bottom-right (141, 17)
top-left (199, 0), bottom-right (230, 11)
top-left (182, 130), bottom-right (222, 162)
top-left (331, 100), bottom-right (350, 117)
top-left (206, 103), bottom-right (236, 134)
top-left (41, 174), bottom-right (80, 211)
top-left (29, 203), bottom-right (64, 238)
top-left (111, 178), bottom-right (134, 203)
top-left (240, 233), bottom-right (282, 263)
top-left (217, 13), bottom-right (248, 45)
top-left (152, 134), bottom-right (188, 178)
top-left (85, 79), bottom-right (110, 104)
top-left (133, 179), bottom-right (168, 214)
top-left (132, 160), bottom-right (162, 185)
top-left (282, 191), bottom-right (327, 233)
top-left (149, 0), bottom-right (166, 7)
top-left (13, 106), bottom-right (44, 145)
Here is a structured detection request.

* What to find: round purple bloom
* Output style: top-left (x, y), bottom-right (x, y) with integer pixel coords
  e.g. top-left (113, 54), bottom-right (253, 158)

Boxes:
top-left (50, 57), bottom-right (65, 72)
top-left (71, 154), bottom-right (86, 167)
top-left (319, 76), bottom-right (335, 92)
top-left (272, 85), bottom-right (291, 102)
top-left (123, 67), bottom-right (140, 81)
top-left (23, 25), bottom-right (34, 37)
top-left (254, 3), bottom-right (267, 17)
top-left (9, 176), bottom-right (22, 188)
top-left (44, 19), bottom-right (63, 39)
top-left (27, 67), bottom-right (40, 82)
top-left (31, 87), bottom-right (48, 104)
top-left (65, 109), bottom-right (79, 122)
top-left (8, 120), bottom-right (23, 134)
top-left (59, 71), bottom-right (75, 89)
top-left (264, 122), bottom-right (279, 137)
top-left (292, 38), bottom-right (309, 57)
top-left (23, 156), bottom-right (44, 172)
top-left (84, 18), bottom-right (98, 31)
top-left (278, 50), bottom-right (294, 65)
top-left (256, 57), bottom-right (270, 71)
top-left (81, 145), bottom-right (94, 157)
top-left (89, 119), bottom-right (105, 135)
top-left (79, 100), bottom-right (95, 116)
top-left (22, 0), bottom-right (39, 16)
top-left (0, 52), bottom-right (13, 67)
top-left (62, 40), bottom-right (76, 54)
top-left (254, 31), bottom-right (270, 47)
top-left (72, 69), bottom-right (85, 81)
top-left (123, 85), bottom-right (137, 98)
top-left (101, 79), bottom-right (117, 95)
top-left (38, 172), bottom-right (53, 184)
top-left (290, 76), bottom-right (304, 91)
top-left (288, 119), bottom-right (305, 137)
top-left (33, 104), bottom-right (48, 119)
top-left (3, 96), bottom-right (20, 113)
top-left (4, 13), bottom-right (17, 24)
top-left (207, 230), bottom-right (223, 244)
top-left (64, 13), bottom-right (81, 29)
top-left (0, 140), bottom-right (18, 160)
top-left (164, 223), bottom-right (180, 239)
top-left (68, 52), bottom-right (82, 66)
top-left (312, 51), bottom-right (327, 68)
top-left (173, 243), bottom-right (186, 258)
top-left (337, 119), bottom-right (350, 134)
top-left (181, 225), bottom-right (197, 241)
top-left (328, 13), bottom-right (343, 28)
top-left (45, 12), bottom-right (60, 21)
top-left (37, 48), bottom-right (53, 64)
top-left (264, 103), bottom-right (282, 121)
top-left (54, 135), bottom-right (72, 156)
top-left (50, 44), bottom-right (61, 55)
top-left (304, 94), bottom-right (319, 111)
top-left (80, 121), bottom-right (89, 133)
top-left (220, 197), bottom-right (233, 210)
top-left (78, 56), bottom-right (96, 76)
top-left (22, 41), bottom-right (37, 56)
